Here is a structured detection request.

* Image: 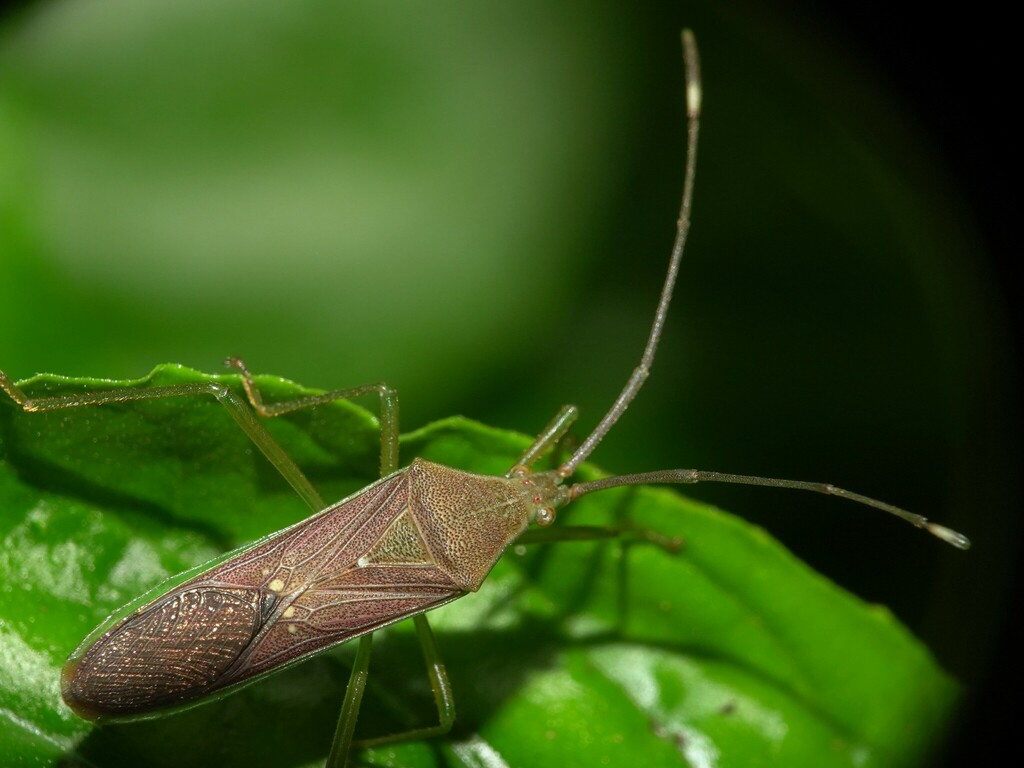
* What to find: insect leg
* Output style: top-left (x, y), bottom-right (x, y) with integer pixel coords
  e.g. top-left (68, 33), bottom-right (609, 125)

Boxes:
top-left (413, 614), bottom-right (456, 738)
top-left (228, 357), bottom-right (408, 763)
top-left (326, 634), bottom-right (374, 768)
top-left (226, 357), bottom-right (399, 477)
top-left (350, 614), bottom-right (455, 749)
top-left (515, 522), bottom-right (683, 636)
top-left (0, 371), bottom-right (324, 512)
top-left (326, 561), bottom-right (454, 757)
top-left (288, 353), bottom-right (402, 766)
top-left (507, 404), bottom-right (579, 475)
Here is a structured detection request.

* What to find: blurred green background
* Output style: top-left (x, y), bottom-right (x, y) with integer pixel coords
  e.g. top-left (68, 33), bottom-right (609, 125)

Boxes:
top-left (0, 0), bottom-right (1016, 764)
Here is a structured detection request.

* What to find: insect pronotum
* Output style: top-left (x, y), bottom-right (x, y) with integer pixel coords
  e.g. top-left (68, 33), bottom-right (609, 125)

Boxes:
top-left (0, 30), bottom-right (969, 768)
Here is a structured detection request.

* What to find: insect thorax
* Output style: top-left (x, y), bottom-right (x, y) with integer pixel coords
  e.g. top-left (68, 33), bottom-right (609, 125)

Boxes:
top-left (407, 459), bottom-right (535, 591)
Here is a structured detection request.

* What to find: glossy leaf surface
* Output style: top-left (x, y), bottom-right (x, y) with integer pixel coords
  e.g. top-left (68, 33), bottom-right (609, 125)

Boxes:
top-left (0, 367), bottom-right (956, 767)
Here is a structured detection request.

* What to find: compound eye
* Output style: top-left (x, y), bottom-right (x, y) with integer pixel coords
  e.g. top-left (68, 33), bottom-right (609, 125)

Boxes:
top-left (536, 507), bottom-right (556, 527)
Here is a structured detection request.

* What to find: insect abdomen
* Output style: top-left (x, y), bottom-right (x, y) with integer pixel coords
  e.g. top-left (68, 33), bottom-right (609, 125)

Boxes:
top-left (62, 586), bottom-right (262, 720)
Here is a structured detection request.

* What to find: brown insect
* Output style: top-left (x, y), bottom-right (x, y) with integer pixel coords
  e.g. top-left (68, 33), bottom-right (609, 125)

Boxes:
top-left (0, 30), bottom-right (968, 767)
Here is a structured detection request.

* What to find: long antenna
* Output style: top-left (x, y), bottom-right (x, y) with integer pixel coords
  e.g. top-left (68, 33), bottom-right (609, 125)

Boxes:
top-left (551, 31), bottom-right (970, 551)
top-left (559, 30), bottom-right (702, 477)
top-left (567, 469), bottom-right (971, 549)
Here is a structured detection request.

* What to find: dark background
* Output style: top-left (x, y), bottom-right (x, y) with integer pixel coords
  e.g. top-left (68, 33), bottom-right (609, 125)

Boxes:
top-left (666, 4), bottom-right (1019, 764)
top-left (825, 6), bottom-right (1017, 765)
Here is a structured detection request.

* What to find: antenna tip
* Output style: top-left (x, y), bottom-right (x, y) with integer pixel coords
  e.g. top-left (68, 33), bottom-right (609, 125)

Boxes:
top-left (925, 522), bottom-right (971, 550)
top-left (680, 29), bottom-right (702, 118)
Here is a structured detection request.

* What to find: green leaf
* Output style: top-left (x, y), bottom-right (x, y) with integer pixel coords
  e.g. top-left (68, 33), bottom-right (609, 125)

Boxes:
top-left (0, 366), bottom-right (956, 767)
